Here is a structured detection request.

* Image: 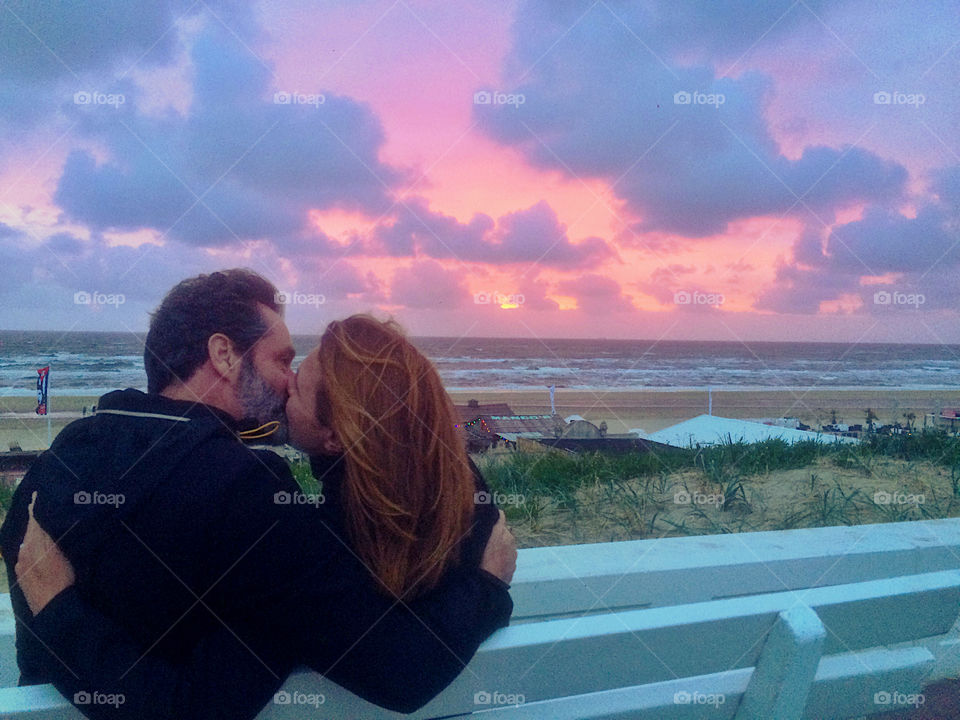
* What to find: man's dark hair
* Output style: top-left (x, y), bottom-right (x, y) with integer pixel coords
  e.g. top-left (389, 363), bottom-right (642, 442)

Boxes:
top-left (144, 269), bottom-right (282, 394)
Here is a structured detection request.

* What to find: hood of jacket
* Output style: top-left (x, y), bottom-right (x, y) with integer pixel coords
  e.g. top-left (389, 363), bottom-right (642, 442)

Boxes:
top-left (1, 388), bottom-right (243, 558)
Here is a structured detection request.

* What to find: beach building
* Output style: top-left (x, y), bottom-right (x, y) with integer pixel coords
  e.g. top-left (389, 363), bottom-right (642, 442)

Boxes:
top-left (456, 400), bottom-right (672, 454)
top-left (456, 400), bottom-right (560, 452)
top-left (456, 400), bottom-right (515, 421)
top-left (562, 419), bottom-right (604, 438)
top-left (927, 408), bottom-right (960, 433)
top-left (484, 415), bottom-right (560, 444)
top-left (637, 414), bottom-right (858, 449)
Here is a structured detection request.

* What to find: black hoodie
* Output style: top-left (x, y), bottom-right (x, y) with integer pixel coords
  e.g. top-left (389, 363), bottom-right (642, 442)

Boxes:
top-left (0, 389), bottom-right (512, 719)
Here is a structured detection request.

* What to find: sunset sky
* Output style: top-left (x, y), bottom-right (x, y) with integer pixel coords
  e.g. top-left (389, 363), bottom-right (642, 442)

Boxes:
top-left (1, 0), bottom-right (958, 343)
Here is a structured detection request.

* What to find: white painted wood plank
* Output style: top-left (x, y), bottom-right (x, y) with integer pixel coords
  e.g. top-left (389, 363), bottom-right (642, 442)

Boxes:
top-left (5, 571), bottom-right (958, 720)
top-left (803, 646), bottom-right (934, 720)
top-left (511, 519), bottom-right (960, 620)
top-left (0, 684), bottom-right (83, 719)
top-left (3, 645), bottom-right (936, 720)
top-left (929, 636), bottom-right (960, 681)
top-left (256, 670), bottom-right (407, 719)
top-left (333, 571), bottom-right (960, 719)
top-left (429, 670), bottom-right (751, 720)
top-left (0, 621), bottom-right (17, 689)
top-left (735, 606), bottom-right (825, 720)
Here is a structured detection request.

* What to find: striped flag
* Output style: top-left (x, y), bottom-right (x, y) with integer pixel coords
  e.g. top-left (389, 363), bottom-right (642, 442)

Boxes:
top-left (36, 366), bottom-right (49, 415)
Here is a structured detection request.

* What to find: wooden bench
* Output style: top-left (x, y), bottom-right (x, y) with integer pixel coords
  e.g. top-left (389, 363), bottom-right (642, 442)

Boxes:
top-left (3, 518), bottom-right (960, 719)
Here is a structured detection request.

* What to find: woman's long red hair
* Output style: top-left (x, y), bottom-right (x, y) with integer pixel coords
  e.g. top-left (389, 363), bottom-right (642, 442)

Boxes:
top-left (315, 315), bottom-right (475, 598)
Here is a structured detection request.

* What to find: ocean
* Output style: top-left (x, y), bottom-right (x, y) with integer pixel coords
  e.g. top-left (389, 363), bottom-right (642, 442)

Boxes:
top-left (1, 331), bottom-right (960, 397)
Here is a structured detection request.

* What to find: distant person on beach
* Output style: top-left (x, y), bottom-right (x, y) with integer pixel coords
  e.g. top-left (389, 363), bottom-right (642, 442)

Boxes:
top-left (2, 271), bottom-right (515, 720)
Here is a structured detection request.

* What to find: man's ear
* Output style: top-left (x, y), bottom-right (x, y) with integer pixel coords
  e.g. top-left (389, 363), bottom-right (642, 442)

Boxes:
top-left (207, 333), bottom-right (242, 383)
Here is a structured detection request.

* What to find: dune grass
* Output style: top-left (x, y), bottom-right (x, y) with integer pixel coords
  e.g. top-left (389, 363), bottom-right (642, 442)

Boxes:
top-left (477, 430), bottom-right (960, 547)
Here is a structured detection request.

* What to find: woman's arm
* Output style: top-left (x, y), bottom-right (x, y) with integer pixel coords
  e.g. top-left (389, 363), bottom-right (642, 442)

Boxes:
top-left (288, 514), bottom-right (514, 713)
top-left (288, 460), bottom-right (515, 712)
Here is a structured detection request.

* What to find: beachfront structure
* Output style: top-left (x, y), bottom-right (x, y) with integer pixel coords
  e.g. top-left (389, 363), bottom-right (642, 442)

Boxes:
top-left (456, 400), bottom-right (561, 452)
top-left (927, 408), bottom-right (960, 433)
top-left (636, 414), bottom-right (858, 449)
top-left (456, 401), bottom-right (657, 453)
top-left (479, 415), bottom-right (559, 444)
top-left (455, 400), bottom-right (515, 420)
top-left (562, 419), bottom-right (604, 438)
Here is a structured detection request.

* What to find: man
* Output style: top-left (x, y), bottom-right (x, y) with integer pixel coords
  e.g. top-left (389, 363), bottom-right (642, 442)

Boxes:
top-left (1, 269), bottom-right (515, 719)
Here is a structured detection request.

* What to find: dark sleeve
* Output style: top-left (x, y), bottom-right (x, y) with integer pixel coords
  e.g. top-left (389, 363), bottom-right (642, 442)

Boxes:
top-left (460, 457), bottom-right (503, 570)
top-left (19, 453), bottom-right (308, 720)
top-left (28, 586), bottom-right (290, 720)
top-left (27, 555), bottom-right (512, 718)
top-left (26, 456), bottom-right (513, 717)
top-left (289, 521), bottom-right (514, 713)
top-left (210, 455), bottom-right (514, 714)
top-left (282, 456), bottom-right (512, 713)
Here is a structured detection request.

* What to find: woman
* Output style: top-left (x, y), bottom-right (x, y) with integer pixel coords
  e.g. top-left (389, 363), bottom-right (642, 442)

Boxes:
top-left (287, 315), bottom-right (486, 599)
top-left (15, 314), bottom-right (516, 719)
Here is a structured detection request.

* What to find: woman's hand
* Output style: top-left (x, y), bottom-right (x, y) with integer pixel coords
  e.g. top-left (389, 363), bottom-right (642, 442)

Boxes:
top-left (480, 510), bottom-right (517, 585)
top-left (15, 491), bottom-right (77, 615)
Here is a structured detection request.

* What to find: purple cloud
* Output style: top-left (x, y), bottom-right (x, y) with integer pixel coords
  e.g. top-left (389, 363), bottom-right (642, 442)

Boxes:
top-left (557, 274), bottom-right (634, 314)
top-left (390, 260), bottom-right (467, 309)
top-left (53, 23), bottom-right (404, 247)
top-left (369, 198), bottom-right (613, 267)
top-left (477, 1), bottom-right (908, 237)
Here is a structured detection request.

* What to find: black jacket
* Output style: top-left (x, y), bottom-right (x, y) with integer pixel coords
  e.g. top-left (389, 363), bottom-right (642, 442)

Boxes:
top-left (0, 389), bottom-right (512, 719)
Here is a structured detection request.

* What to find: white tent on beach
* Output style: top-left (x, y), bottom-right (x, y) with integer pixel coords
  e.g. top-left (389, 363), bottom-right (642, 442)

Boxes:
top-left (638, 414), bottom-right (857, 448)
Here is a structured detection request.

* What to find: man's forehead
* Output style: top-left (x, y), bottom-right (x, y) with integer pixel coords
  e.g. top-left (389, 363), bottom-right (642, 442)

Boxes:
top-left (256, 305), bottom-right (293, 350)
top-left (258, 304), bottom-right (288, 333)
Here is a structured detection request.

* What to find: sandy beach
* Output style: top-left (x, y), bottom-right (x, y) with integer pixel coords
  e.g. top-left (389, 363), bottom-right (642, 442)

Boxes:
top-left (448, 387), bottom-right (960, 435)
top-left (0, 396), bottom-right (93, 451)
top-left (1, 388), bottom-right (958, 451)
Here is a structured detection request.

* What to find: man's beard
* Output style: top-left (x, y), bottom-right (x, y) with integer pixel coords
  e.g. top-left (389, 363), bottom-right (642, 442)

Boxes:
top-left (237, 356), bottom-right (288, 444)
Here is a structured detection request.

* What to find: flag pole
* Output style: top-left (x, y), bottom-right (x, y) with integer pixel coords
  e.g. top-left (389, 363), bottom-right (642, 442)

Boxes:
top-left (47, 367), bottom-right (52, 447)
